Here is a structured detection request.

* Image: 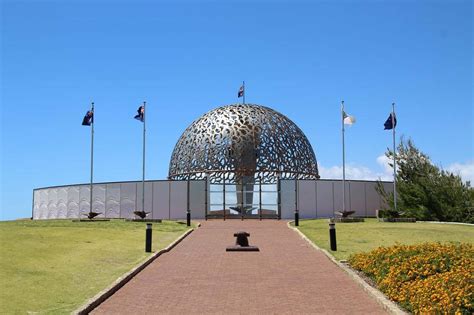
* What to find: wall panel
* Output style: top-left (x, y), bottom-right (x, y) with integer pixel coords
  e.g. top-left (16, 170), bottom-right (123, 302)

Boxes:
top-left (105, 184), bottom-right (120, 218)
top-left (47, 188), bottom-right (58, 219)
top-left (33, 190), bottom-right (40, 220)
top-left (298, 180), bottom-right (316, 219)
top-left (67, 186), bottom-right (80, 218)
top-left (38, 189), bottom-right (48, 219)
top-left (57, 187), bottom-right (68, 219)
top-left (79, 185), bottom-right (91, 218)
top-left (92, 185), bottom-right (106, 218)
top-left (381, 182), bottom-right (394, 210)
top-left (333, 181), bottom-right (350, 213)
top-left (190, 181), bottom-right (206, 219)
top-left (136, 182), bottom-right (154, 216)
top-left (280, 180), bottom-right (295, 219)
top-left (120, 182), bottom-right (136, 219)
top-left (153, 182), bottom-right (169, 219)
top-left (365, 183), bottom-right (380, 216)
top-left (170, 181), bottom-right (187, 219)
top-left (316, 181), bottom-right (334, 217)
top-left (349, 182), bottom-right (366, 217)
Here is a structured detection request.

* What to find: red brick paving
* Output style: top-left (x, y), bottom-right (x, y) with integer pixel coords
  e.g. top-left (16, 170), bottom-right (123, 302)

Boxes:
top-left (93, 220), bottom-right (387, 314)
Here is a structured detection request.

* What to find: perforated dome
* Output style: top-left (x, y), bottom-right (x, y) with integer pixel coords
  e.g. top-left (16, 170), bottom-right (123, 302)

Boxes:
top-left (168, 104), bottom-right (319, 183)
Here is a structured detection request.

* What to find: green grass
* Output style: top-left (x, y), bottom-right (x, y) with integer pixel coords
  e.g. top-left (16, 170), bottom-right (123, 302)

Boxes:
top-left (295, 219), bottom-right (474, 260)
top-left (0, 219), bottom-right (193, 314)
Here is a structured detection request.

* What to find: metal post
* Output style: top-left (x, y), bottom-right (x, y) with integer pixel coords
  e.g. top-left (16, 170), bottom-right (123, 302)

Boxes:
top-left (392, 102), bottom-right (397, 212)
top-left (142, 101), bottom-right (146, 216)
top-left (31, 190), bottom-right (35, 220)
top-left (89, 102), bottom-right (94, 216)
top-left (259, 177), bottom-right (262, 221)
top-left (205, 176), bottom-right (208, 221)
top-left (294, 178), bottom-right (299, 226)
top-left (329, 219), bottom-right (337, 251)
top-left (145, 223), bottom-right (152, 252)
top-left (223, 181), bottom-right (226, 221)
top-left (277, 174), bottom-right (281, 220)
top-left (241, 179), bottom-right (244, 221)
top-left (341, 101), bottom-right (346, 215)
top-left (186, 179), bottom-right (191, 226)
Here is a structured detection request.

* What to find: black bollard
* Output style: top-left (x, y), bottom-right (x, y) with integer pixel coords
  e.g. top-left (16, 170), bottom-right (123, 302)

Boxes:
top-left (186, 211), bottom-right (191, 227)
top-left (329, 220), bottom-right (337, 251)
top-left (295, 211), bottom-right (299, 226)
top-left (145, 223), bottom-right (152, 252)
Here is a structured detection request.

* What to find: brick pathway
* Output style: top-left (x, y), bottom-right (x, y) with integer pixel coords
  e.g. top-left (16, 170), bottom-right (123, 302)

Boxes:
top-left (93, 220), bottom-right (387, 314)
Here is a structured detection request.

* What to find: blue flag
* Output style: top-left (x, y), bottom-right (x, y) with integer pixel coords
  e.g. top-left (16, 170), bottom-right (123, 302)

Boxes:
top-left (384, 113), bottom-right (397, 130)
top-left (82, 110), bottom-right (93, 126)
top-left (238, 85), bottom-right (244, 98)
top-left (134, 106), bottom-right (144, 122)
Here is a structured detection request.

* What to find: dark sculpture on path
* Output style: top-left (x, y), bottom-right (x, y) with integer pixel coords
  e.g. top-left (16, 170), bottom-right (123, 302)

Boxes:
top-left (226, 231), bottom-right (259, 252)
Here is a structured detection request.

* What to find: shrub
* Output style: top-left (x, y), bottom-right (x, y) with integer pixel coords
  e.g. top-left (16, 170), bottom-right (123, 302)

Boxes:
top-left (349, 243), bottom-right (473, 314)
top-left (377, 138), bottom-right (474, 223)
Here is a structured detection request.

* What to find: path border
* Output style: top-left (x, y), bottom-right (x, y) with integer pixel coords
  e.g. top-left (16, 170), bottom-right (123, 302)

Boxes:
top-left (287, 221), bottom-right (406, 315)
top-left (74, 223), bottom-right (201, 315)
top-left (422, 221), bottom-right (473, 226)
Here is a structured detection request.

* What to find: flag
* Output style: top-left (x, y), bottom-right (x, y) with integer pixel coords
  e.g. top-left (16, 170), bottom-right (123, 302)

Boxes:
top-left (82, 110), bottom-right (93, 126)
top-left (342, 111), bottom-right (356, 125)
top-left (384, 113), bottom-right (397, 130)
top-left (134, 105), bottom-right (144, 122)
top-left (238, 85), bottom-right (244, 98)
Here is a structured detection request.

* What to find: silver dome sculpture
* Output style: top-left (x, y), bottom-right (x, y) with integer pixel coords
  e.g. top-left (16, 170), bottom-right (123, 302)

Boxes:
top-left (168, 104), bottom-right (319, 185)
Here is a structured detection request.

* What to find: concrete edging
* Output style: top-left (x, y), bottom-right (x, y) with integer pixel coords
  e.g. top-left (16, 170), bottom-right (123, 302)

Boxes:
top-left (287, 221), bottom-right (407, 315)
top-left (74, 223), bottom-right (200, 315)
top-left (421, 221), bottom-right (474, 226)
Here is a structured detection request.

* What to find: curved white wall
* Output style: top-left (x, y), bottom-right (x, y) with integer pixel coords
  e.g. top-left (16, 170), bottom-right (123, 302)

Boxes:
top-left (32, 179), bottom-right (391, 220)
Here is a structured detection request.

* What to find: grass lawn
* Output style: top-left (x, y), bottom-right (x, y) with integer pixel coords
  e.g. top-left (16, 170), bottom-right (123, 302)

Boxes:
top-left (295, 218), bottom-right (474, 260)
top-left (0, 219), bottom-right (193, 314)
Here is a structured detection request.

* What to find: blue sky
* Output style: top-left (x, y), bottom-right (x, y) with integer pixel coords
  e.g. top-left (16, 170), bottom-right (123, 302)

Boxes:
top-left (1, 0), bottom-right (472, 220)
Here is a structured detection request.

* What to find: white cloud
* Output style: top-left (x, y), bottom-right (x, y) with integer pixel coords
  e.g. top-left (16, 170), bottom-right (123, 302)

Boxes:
top-left (319, 155), bottom-right (393, 181)
top-left (320, 156), bottom-right (474, 185)
top-left (446, 161), bottom-right (474, 184)
top-left (376, 154), bottom-right (393, 174)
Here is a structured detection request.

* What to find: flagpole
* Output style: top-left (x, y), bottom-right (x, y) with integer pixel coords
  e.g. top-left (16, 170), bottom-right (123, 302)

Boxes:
top-left (89, 102), bottom-right (94, 215)
top-left (142, 101), bottom-right (146, 215)
top-left (341, 100), bottom-right (346, 215)
top-left (243, 81), bottom-right (245, 105)
top-left (392, 102), bottom-right (397, 212)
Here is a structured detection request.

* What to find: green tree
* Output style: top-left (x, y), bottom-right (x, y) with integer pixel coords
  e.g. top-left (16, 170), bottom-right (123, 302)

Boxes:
top-left (377, 138), bottom-right (473, 223)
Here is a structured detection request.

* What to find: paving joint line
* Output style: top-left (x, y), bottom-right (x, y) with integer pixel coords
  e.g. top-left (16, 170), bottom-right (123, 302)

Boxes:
top-left (287, 220), bottom-right (407, 315)
top-left (74, 223), bottom-right (200, 315)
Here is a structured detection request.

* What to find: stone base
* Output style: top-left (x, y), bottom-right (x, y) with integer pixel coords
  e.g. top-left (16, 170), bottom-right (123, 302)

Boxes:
top-left (226, 246), bottom-right (260, 252)
top-left (125, 219), bottom-right (163, 223)
top-left (72, 219), bottom-right (111, 222)
top-left (334, 217), bottom-right (365, 223)
top-left (379, 218), bottom-right (416, 223)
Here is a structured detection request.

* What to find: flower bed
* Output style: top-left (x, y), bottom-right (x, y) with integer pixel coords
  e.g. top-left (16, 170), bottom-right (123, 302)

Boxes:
top-left (348, 243), bottom-right (473, 314)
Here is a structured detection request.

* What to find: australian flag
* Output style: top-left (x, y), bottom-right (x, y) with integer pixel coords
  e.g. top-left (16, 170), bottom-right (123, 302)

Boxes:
top-left (134, 105), bottom-right (144, 122)
top-left (238, 85), bottom-right (244, 98)
top-left (82, 110), bottom-right (93, 126)
top-left (384, 113), bottom-right (397, 130)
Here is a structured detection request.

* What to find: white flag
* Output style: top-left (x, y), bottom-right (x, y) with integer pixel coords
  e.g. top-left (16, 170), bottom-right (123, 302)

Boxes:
top-left (343, 111), bottom-right (356, 125)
